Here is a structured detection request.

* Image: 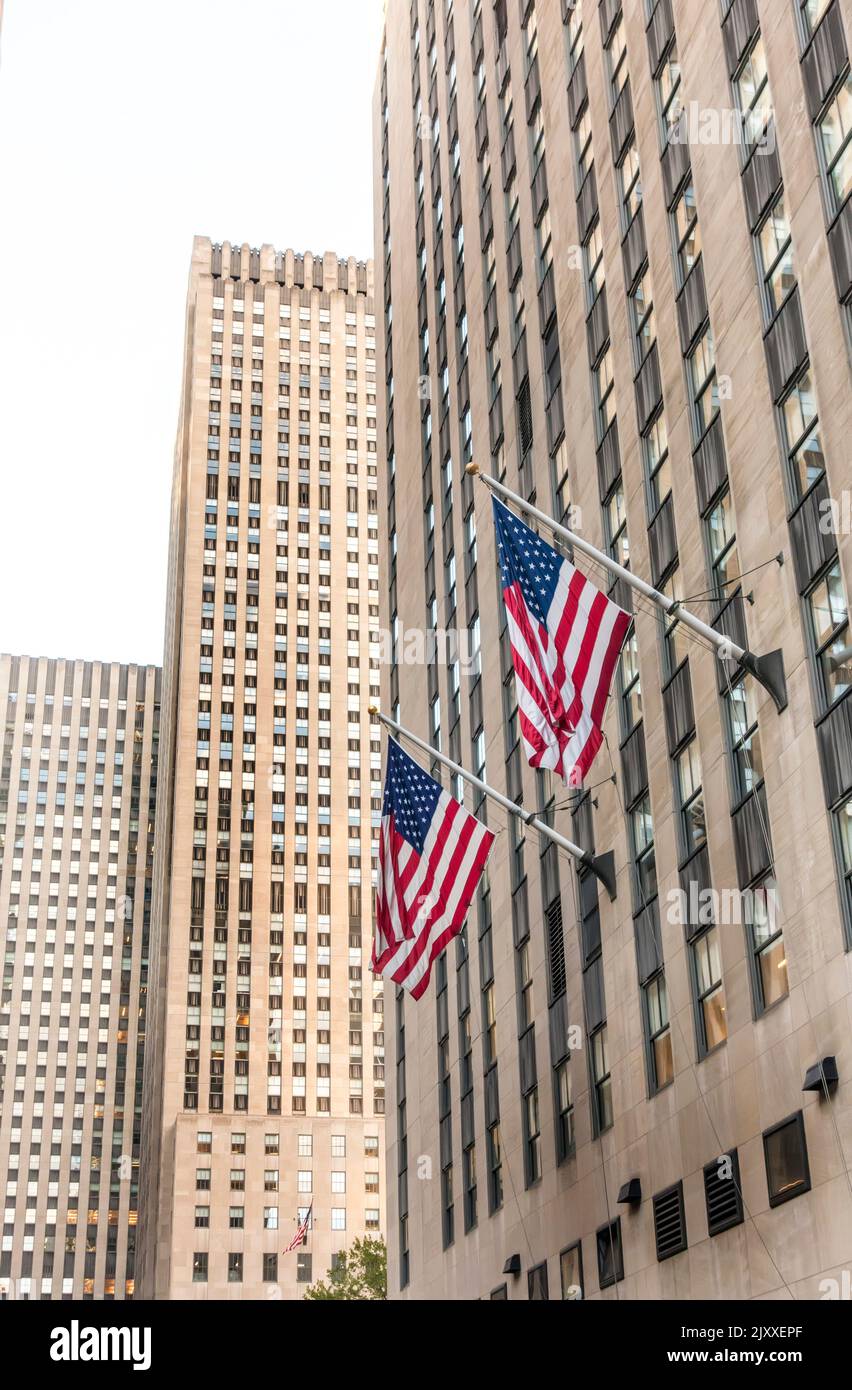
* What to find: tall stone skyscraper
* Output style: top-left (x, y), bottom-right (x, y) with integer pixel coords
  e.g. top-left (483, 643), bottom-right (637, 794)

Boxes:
top-left (374, 0), bottom-right (852, 1299)
top-left (0, 654), bottom-right (160, 1300)
top-left (138, 239), bottom-right (385, 1299)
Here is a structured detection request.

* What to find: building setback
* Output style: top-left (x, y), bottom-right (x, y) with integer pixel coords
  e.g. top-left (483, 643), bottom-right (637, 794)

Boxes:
top-left (137, 239), bottom-right (386, 1300)
top-left (374, 0), bottom-right (852, 1299)
top-left (0, 654), bottom-right (160, 1299)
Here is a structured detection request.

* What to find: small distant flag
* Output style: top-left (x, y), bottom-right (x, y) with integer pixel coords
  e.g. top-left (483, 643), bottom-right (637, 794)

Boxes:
top-left (284, 1204), bottom-right (312, 1253)
top-left (372, 738), bottom-right (494, 999)
top-left (493, 497), bottom-right (630, 786)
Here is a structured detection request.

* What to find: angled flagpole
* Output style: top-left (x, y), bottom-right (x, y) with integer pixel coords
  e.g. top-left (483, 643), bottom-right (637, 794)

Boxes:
top-left (369, 706), bottom-right (617, 901)
top-left (467, 464), bottom-right (788, 713)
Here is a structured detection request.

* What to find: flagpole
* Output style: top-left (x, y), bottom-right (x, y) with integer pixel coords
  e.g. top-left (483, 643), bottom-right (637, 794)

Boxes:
top-left (369, 706), bottom-right (617, 901)
top-left (467, 464), bottom-right (787, 714)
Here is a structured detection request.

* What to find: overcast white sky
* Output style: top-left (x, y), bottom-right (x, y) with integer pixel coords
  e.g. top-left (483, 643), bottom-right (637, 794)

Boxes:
top-left (0, 0), bottom-right (385, 667)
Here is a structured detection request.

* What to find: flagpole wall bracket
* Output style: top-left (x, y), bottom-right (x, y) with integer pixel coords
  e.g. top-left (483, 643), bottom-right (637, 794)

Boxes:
top-left (586, 850), bottom-right (617, 902)
top-left (738, 648), bottom-right (788, 714)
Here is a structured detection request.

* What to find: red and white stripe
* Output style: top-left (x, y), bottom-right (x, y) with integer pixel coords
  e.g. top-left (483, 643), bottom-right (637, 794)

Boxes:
top-left (283, 1206), bottom-right (312, 1253)
top-left (504, 559), bottom-right (630, 785)
top-left (373, 790), bottom-right (494, 1000)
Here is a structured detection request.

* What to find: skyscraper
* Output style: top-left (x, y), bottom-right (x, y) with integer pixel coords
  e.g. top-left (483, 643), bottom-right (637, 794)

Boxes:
top-left (374, 0), bottom-right (852, 1299)
top-left (138, 239), bottom-right (386, 1300)
top-left (0, 654), bottom-right (159, 1300)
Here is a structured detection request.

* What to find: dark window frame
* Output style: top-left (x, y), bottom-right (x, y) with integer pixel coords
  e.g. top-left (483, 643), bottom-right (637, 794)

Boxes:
top-left (763, 1110), bottom-right (811, 1208)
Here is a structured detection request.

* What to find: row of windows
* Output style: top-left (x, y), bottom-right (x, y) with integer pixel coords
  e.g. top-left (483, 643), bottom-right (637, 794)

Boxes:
top-left (493, 1109), bottom-right (811, 1299)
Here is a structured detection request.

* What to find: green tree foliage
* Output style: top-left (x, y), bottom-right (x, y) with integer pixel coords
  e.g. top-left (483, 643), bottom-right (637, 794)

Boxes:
top-left (303, 1236), bottom-right (387, 1301)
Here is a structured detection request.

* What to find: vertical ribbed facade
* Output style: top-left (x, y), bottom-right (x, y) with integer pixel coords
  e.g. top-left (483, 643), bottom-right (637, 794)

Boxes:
top-left (375, 0), bottom-right (852, 1299)
top-left (0, 654), bottom-right (160, 1300)
top-left (138, 239), bottom-right (386, 1300)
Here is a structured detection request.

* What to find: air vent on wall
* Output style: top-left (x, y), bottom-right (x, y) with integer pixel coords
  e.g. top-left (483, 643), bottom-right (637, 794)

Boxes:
top-left (703, 1149), bottom-right (744, 1236)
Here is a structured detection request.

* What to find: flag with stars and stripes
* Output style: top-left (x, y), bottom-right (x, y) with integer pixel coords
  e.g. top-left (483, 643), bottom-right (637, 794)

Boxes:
top-left (493, 497), bottom-right (630, 786)
top-left (372, 738), bottom-right (494, 1000)
top-left (283, 1204), bottom-right (312, 1253)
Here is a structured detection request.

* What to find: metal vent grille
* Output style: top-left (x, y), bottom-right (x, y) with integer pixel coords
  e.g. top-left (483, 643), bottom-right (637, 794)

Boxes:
top-left (653, 1182), bottom-right (688, 1261)
top-left (545, 896), bottom-right (566, 1000)
top-left (704, 1150), bottom-right (744, 1236)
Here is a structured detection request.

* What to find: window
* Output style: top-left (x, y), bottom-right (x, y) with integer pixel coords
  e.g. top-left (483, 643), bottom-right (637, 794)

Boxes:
top-left (596, 1218), bottom-right (623, 1289)
top-left (836, 796), bottom-right (852, 934)
top-left (661, 571), bottom-right (689, 677)
top-left (518, 940), bottom-right (534, 1031)
top-left (763, 1112), bottom-right (811, 1207)
top-left (331, 1171), bottom-right (346, 1194)
top-left (298, 1134), bottom-right (312, 1157)
top-left (619, 630), bottom-right (642, 733)
top-left (528, 1262), bottom-right (549, 1300)
top-left (331, 1208), bottom-right (346, 1231)
top-left (297, 1171), bottom-right (312, 1193)
top-left (657, 39), bottom-right (682, 142)
top-left (800, 0), bottom-right (832, 39)
top-left (745, 876), bottom-right (787, 1012)
top-left (195, 1168), bottom-right (211, 1190)
top-left (676, 740), bottom-right (705, 851)
top-left (196, 1132), bottom-right (212, 1153)
top-left (192, 1252), bottom-right (208, 1283)
top-left (591, 1025), bottom-right (613, 1131)
top-left (228, 1253), bottom-right (243, 1284)
top-left (693, 926), bottom-right (727, 1052)
top-left (606, 483), bottom-right (629, 570)
top-left (706, 491), bottom-right (739, 601)
top-left (229, 1206), bottom-right (244, 1229)
top-left (818, 74), bottom-right (851, 211)
top-left (524, 1087), bottom-right (542, 1185)
top-left (645, 972), bottom-right (673, 1090)
top-left (734, 36), bottom-right (773, 146)
top-left (607, 14), bottom-right (628, 101)
top-left (555, 1060), bottom-right (574, 1158)
top-left (629, 266), bottom-right (655, 363)
top-left (631, 795), bottom-right (656, 900)
top-left (263, 1253), bottom-right (278, 1282)
top-left (618, 142), bottom-right (642, 228)
top-left (296, 1252), bottom-right (312, 1283)
top-left (194, 1206), bottom-right (209, 1228)
top-left (442, 1165), bottom-right (454, 1248)
top-left (645, 414), bottom-right (671, 516)
top-left (594, 346), bottom-right (615, 439)
top-left (567, 2), bottom-right (583, 72)
top-left (264, 1207), bottom-right (278, 1230)
top-left (575, 106), bottom-right (593, 183)
top-left (704, 1150), bottom-right (744, 1235)
top-left (807, 563), bottom-right (850, 707)
top-left (463, 1145), bottom-right (477, 1231)
top-left (230, 1169), bottom-right (244, 1191)
top-left (756, 194), bottom-right (795, 320)
top-left (725, 675), bottom-right (763, 801)
top-left (689, 329), bottom-right (719, 438)
top-left (584, 220), bottom-right (605, 302)
top-left (231, 1132), bottom-right (245, 1154)
top-left (780, 370), bottom-right (825, 498)
top-left (672, 182), bottom-right (701, 284)
top-left (560, 1242), bottom-right (583, 1300)
top-left (481, 984), bottom-right (497, 1070)
top-left (487, 1124), bottom-right (503, 1213)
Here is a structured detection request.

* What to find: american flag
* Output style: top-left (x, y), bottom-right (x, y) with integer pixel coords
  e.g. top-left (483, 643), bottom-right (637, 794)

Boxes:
top-left (283, 1204), bottom-right (312, 1253)
top-left (493, 497), bottom-right (630, 786)
top-left (372, 738), bottom-right (494, 999)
